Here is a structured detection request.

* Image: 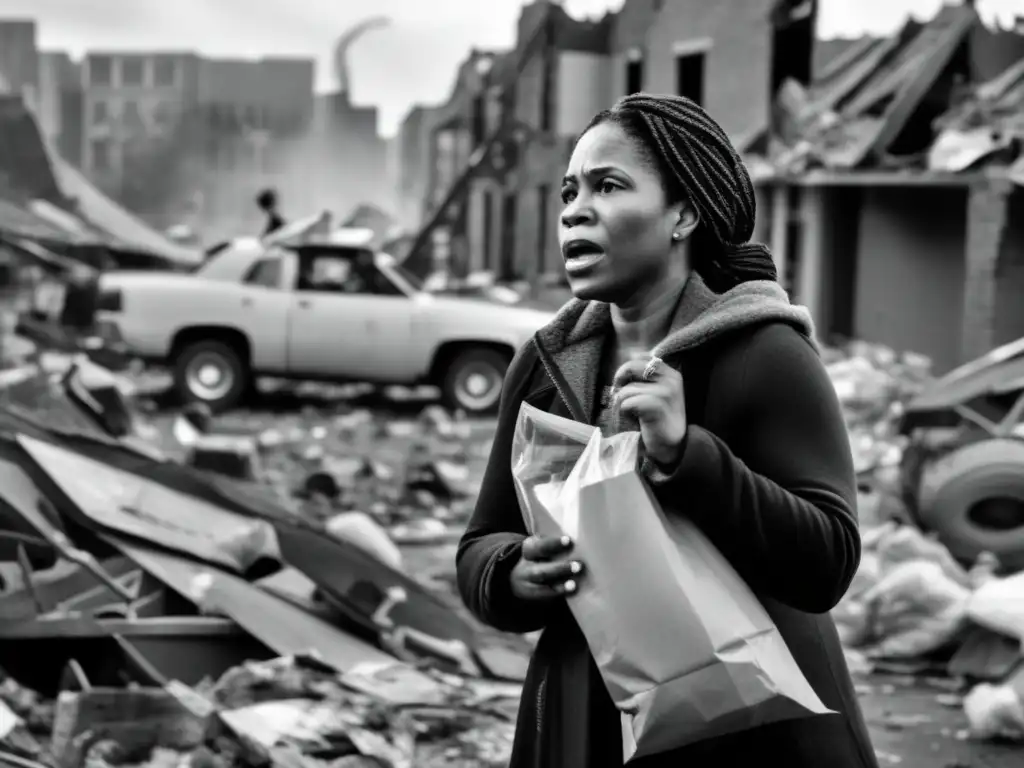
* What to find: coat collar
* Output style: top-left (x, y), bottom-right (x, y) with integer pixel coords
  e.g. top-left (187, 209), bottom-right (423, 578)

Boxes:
top-left (531, 273), bottom-right (814, 423)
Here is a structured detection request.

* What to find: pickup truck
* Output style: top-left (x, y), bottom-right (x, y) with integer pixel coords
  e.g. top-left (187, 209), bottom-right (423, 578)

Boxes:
top-left (94, 230), bottom-right (553, 413)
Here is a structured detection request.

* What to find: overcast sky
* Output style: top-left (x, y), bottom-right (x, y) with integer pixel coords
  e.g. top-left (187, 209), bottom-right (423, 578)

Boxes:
top-left (6, 0), bottom-right (1022, 135)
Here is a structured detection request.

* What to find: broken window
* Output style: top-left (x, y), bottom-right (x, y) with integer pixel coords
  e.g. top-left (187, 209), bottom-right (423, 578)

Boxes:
top-left (472, 94), bottom-right (486, 146)
top-left (89, 56), bottom-right (113, 86)
top-left (91, 138), bottom-right (112, 171)
top-left (626, 58), bottom-right (644, 96)
top-left (500, 192), bottom-right (517, 280)
top-left (770, 0), bottom-right (814, 92)
top-left (537, 184), bottom-right (550, 275)
top-left (486, 86), bottom-right (503, 135)
top-left (540, 56), bottom-right (553, 132)
top-left (482, 188), bottom-right (494, 271)
top-left (782, 186), bottom-right (802, 296)
top-left (153, 57), bottom-right (177, 87)
top-left (91, 99), bottom-right (109, 125)
top-left (121, 57), bottom-right (145, 87)
top-left (122, 100), bottom-right (143, 131)
top-left (675, 52), bottom-right (705, 105)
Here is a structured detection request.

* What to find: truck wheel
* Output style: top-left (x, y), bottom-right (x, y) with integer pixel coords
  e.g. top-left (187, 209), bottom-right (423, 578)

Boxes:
top-left (917, 438), bottom-right (1024, 572)
top-left (440, 348), bottom-right (509, 415)
top-left (173, 340), bottom-right (249, 412)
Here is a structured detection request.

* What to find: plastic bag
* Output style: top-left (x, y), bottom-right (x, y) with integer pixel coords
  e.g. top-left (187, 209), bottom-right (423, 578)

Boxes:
top-left (861, 560), bottom-right (970, 658)
top-left (966, 572), bottom-right (1024, 643)
top-left (511, 403), bottom-right (830, 762)
top-left (964, 683), bottom-right (1024, 741)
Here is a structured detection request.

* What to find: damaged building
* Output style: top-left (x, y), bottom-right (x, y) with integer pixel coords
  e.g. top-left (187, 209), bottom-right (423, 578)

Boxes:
top-left (750, 2), bottom-right (1024, 373)
top-left (395, 0), bottom-right (818, 283)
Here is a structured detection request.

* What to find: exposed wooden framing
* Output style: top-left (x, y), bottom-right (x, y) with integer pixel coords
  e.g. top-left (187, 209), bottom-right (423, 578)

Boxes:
top-left (853, 11), bottom-right (976, 165)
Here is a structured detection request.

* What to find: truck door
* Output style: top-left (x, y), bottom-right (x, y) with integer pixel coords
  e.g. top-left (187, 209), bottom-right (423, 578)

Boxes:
top-left (285, 248), bottom-right (417, 381)
top-left (231, 249), bottom-right (296, 374)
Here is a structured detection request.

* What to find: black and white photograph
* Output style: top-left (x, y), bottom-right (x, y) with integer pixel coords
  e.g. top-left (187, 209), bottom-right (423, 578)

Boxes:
top-left (0, 1), bottom-right (1022, 766)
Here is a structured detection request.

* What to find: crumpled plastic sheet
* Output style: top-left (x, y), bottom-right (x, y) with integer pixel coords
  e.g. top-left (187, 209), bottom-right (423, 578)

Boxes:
top-left (200, 656), bottom-right (521, 768)
top-left (830, 524), bottom-right (989, 658)
top-left (963, 683), bottom-right (1024, 742)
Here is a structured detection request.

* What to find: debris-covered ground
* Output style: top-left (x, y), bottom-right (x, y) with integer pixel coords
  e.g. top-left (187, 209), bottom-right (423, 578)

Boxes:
top-left (0, 336), bottom-right (1023, 767)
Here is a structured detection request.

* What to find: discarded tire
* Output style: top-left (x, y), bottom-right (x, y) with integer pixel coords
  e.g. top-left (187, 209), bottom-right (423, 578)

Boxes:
top-left (917, 438), bottom-right (1024, 571)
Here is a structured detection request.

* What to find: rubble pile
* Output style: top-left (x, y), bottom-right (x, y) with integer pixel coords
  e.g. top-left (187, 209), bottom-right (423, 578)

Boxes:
top-left (0, 670), bottom-right (54, 760)
top-left (3, 305), bottom-right (1024, 763)
top-left (178, 401), bottom-right (488, 553)
top-left (756, 5), bottom-right (1024, 182)
top-left (823, 340), bottom-right (933, 525)
top-left (819, 340), bottom-right (1024, 745)
top-left (833, 521), bottom-right (1024, 741)
top-left (1, 657), bottom-right (520, 768)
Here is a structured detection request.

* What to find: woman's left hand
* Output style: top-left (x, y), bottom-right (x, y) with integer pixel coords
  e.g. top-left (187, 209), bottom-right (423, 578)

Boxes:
top-left (612, 356), bottom-right (687, 467)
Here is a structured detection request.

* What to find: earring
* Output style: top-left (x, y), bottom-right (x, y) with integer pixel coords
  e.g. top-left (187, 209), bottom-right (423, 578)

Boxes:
top-left (672, 232), bottom-right (681, 240)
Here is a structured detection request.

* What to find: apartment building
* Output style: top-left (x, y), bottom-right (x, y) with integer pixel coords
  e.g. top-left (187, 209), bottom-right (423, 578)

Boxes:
top-left (80, 51), bottom-right (200, 206)
top-left (76, 51), bottom-right (316, 233)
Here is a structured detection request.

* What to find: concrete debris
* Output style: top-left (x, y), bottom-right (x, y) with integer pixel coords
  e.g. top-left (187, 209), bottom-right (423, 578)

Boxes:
top-left (1, 657), bottom-right (520, 768)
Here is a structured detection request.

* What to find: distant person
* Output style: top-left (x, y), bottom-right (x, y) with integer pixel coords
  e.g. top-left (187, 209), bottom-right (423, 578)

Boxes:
top-left (256, 188), bottom-right (285, 237)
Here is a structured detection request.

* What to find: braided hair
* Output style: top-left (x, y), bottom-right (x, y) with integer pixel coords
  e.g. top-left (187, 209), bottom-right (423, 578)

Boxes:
top-left (583, 93), bottom-right (777, 293)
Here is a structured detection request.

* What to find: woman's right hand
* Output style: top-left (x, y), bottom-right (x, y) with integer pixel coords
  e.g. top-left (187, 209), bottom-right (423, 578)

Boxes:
top-left (510, 535), bottom-right (584, 601)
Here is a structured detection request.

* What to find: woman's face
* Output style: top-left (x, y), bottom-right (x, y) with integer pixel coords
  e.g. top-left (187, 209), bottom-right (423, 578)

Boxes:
top-left (558, 121), bottom-right (693, 306)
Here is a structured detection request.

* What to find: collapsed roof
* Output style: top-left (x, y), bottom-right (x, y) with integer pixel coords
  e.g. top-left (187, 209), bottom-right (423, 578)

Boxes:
top-left (757, 4), bottom-right (1024, 180)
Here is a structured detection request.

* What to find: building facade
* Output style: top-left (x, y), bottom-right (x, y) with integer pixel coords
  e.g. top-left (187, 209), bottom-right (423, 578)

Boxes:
top-left (76, 52), bottom-right (318, 236)
top-left (405, 0), bottom-right (816, 282)
top-left (186, 56), bottom-right (315, 238)
top-left (80, 51), bottom-right (201, 221)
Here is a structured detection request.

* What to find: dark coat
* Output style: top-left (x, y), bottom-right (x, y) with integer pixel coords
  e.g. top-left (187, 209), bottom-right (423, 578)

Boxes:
top-left (456, 274), bottom-right (879, 768)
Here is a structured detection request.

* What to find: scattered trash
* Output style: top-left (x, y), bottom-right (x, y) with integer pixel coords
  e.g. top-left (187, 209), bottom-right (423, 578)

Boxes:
top-left (963, 683), bottom-right (1024, 742)
top-left (3, 291), bottom-right (1024, 764)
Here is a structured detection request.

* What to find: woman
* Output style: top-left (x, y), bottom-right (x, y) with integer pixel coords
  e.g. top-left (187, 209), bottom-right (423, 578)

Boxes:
top-left (456, 93), bottom-right (878, 768)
